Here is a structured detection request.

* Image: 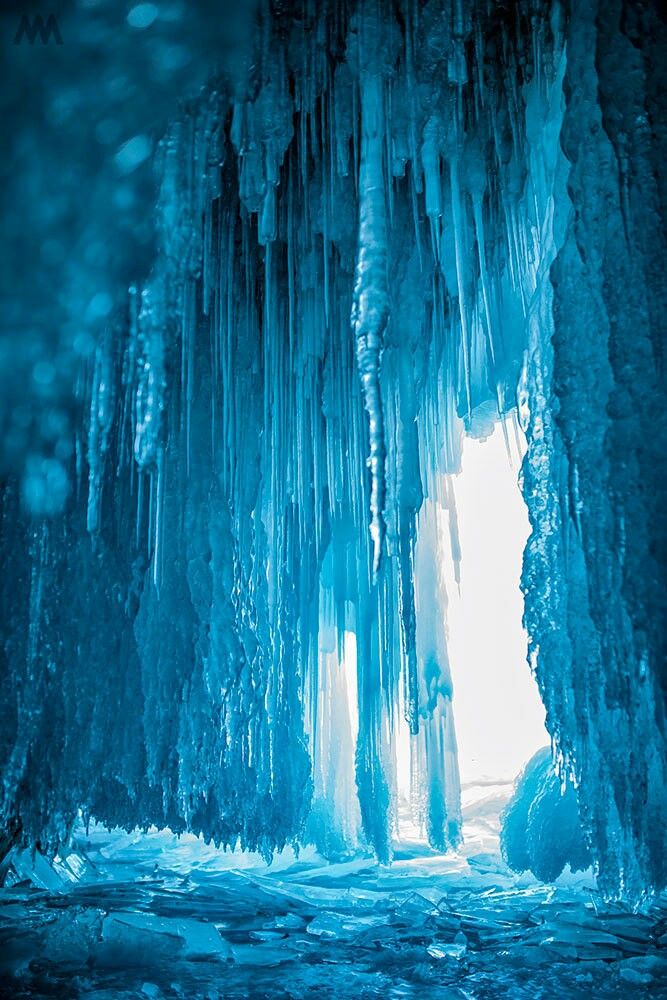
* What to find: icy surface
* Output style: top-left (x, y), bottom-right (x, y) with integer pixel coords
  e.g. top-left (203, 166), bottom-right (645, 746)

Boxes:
top-left (1, 794), bottom-right (665, 999)
top-left (1, 0), bottom-right (666, 902)
top-left (519, 0), bottom-right (667, 899)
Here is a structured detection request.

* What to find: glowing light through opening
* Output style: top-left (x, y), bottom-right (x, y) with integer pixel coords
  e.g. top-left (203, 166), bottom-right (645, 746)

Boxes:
top-left (445, 419), bottom-right (547, 785)
top-left (316, 418), bottom-right (547, 850)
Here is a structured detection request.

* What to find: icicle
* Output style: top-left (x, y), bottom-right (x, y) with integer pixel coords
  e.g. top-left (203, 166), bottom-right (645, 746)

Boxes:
top-left (352, 69), bottom-right (390, 578)
top-left (448, 153), bottom-right (473, 424)
top-left (86, 328), bottom-right (115, 533)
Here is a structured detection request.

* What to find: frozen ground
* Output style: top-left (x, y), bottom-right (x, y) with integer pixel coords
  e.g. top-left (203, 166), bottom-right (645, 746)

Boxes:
top-left (1, 785), bottom-right (666, 1000)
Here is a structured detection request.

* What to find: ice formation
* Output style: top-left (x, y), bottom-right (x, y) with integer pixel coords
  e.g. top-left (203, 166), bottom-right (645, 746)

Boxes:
top-left (501, 747), bottom-right (591, 882)
top-left (1, 0), bottom-right (666, 903)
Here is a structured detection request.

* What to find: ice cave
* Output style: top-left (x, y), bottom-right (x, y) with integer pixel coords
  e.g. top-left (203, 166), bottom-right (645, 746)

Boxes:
top-left (1, 0), bottom-right (666, 997)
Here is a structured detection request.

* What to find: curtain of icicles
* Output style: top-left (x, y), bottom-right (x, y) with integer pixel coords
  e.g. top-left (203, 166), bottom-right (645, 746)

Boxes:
top-left (1, 0), bottom-right (665, 901)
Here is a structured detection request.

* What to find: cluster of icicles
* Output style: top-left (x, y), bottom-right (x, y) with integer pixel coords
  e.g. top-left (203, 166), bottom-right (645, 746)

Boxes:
top-left (9, 0), bottom-right (569, 865)
top-left (87, 0), bottom-right (564, 860)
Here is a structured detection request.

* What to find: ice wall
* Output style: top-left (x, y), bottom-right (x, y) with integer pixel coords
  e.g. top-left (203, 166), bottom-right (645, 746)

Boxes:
top-left (1, 0), bottom-right (665, 897)
top-left (521, 0), bottom-right (667, 900)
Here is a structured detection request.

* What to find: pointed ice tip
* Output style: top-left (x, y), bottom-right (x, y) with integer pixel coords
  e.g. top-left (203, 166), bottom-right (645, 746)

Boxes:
top-left (370, 517), bottom-right (384, 580)
top-left (371, 542), bottom-right (381, 582)
top-left (403, 697), bottom-right (419, 736)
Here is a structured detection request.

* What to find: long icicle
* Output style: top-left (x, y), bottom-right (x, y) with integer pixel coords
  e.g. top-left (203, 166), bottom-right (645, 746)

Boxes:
top-left (352, 67), bottom-right (389, 579)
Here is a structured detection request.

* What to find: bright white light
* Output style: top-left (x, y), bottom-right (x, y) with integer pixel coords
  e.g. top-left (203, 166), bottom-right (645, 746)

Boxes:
top-left (444, 419), bottom-right (547, 785)
top-left (342, 629), bottom-right (359, 744)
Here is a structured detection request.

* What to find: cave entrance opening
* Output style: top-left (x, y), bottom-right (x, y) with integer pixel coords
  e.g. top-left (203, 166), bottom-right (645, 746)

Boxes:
top-left (446, 418), bottom-right (548, 790)
top-left (394, 415), bottom-right (549, 845)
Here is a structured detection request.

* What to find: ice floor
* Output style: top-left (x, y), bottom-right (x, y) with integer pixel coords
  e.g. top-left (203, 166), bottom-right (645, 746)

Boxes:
top-left (1, 785), bottom-right (666, 1000)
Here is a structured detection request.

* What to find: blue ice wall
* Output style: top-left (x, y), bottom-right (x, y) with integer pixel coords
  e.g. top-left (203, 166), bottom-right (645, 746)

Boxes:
top-left (1, 1), bottom-right (665, 898)
top-left (521, 0), bottom-right (667, 900)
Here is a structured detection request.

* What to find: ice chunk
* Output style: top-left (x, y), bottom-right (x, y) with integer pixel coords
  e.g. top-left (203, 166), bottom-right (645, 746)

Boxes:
top-left (428, 930), bottom-right (468, 960)
top-left (501, 749), bottom-right (591, 883)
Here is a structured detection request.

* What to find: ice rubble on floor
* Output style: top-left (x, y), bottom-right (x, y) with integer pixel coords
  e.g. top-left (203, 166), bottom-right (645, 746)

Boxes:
top-left (1, 790), bottom-right (665, 999)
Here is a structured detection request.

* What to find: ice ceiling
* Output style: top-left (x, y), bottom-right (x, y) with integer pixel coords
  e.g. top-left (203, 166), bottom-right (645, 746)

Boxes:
top-left (1, 0), bottom-right (666, 904)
